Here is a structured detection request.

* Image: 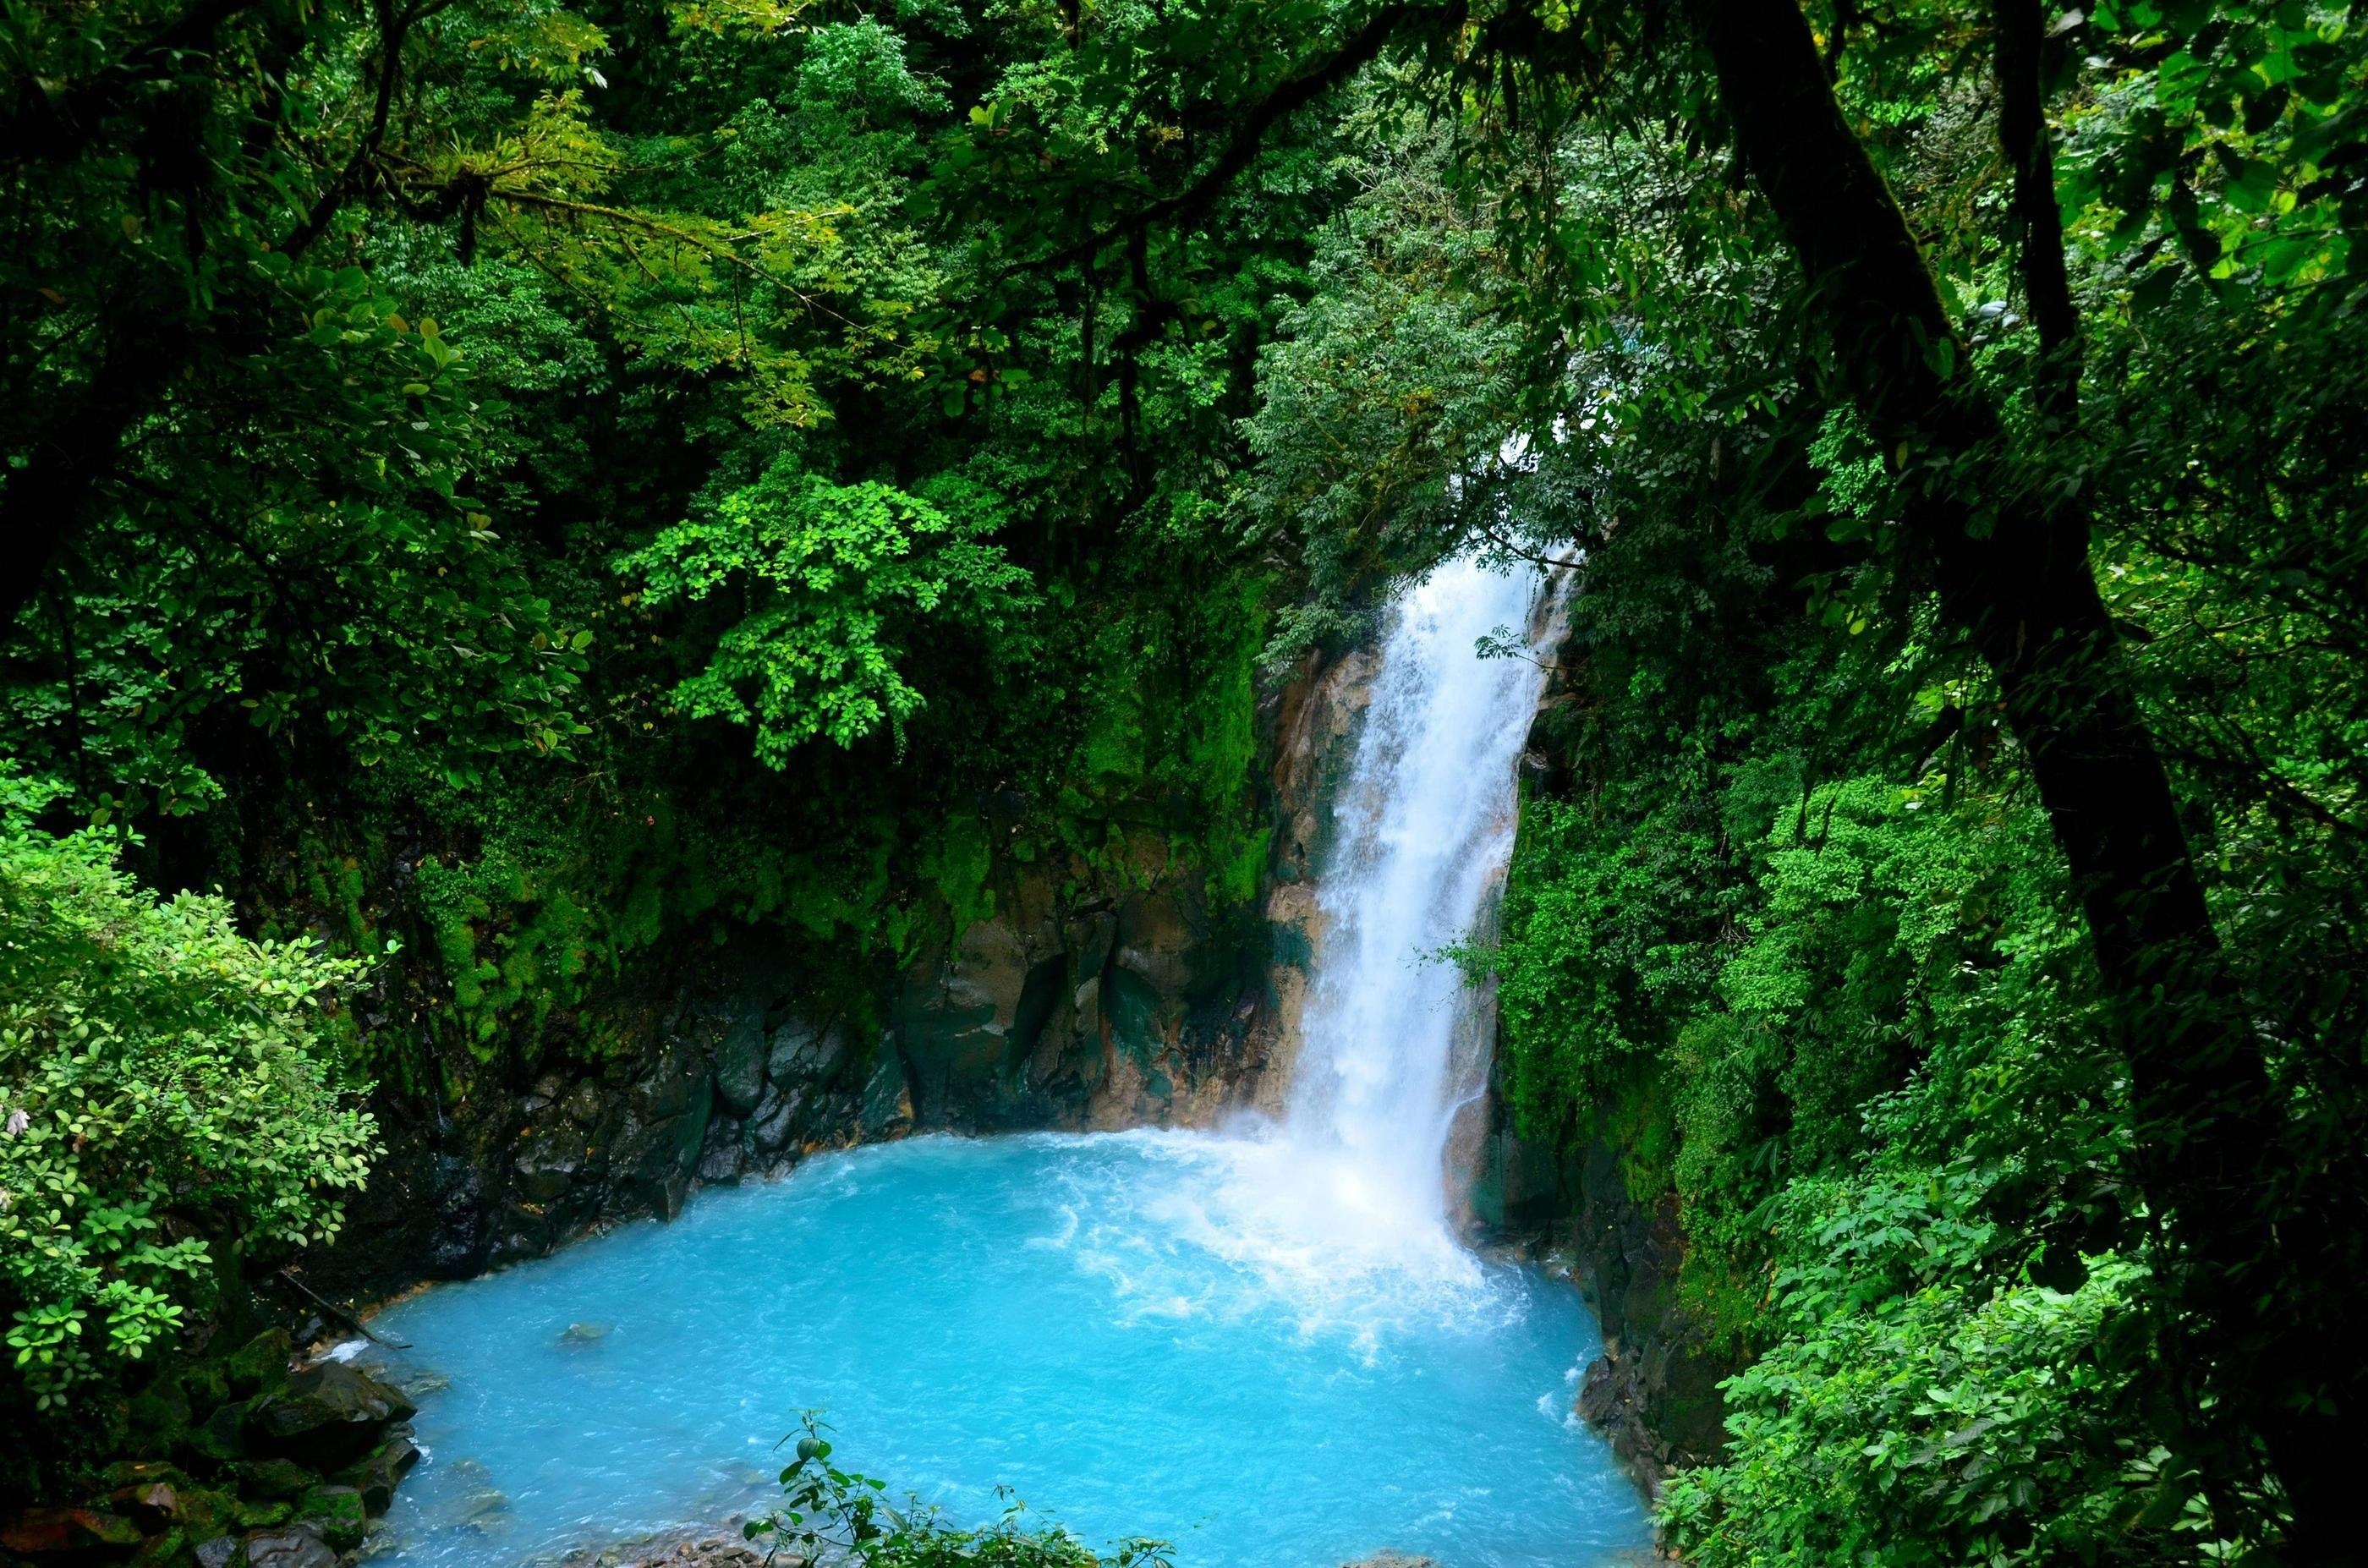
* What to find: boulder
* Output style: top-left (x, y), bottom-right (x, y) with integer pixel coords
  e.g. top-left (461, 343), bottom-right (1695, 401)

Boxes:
top-left (193, 1538), bottom-right (240, 1568)
top-left (858, 1045), bottom-right (912, 1135)
top-left (293, 1489), bottom-right (365, 1552)
top-left (748, 1083), bottom-right (803, 1156)
top-left (633, 1048), bottom-right (708, 1122)
top-left (893, 920), bottom-right (1033, 1118)
top-left (332, 1433), bottom-right (419, 1516)
top-left (244, 1362), bottom-right (417, 1467)
top-left (222, 1330), bottom-right (293, 1399)
top-left (168, 1490), bottom-right (236, 1543)
top-left (99, 1463), bottom-right (188, 1494)
top-left (512, 1123), bottom-right (584, 1204)
top-left (232, 1503), bottom-right (290, 1532)
top-left (242, 1525), bottom-right (337, 1568)
top-left (187, 1401), bottom-right (247, 1463)
top-left (235, 1461), bottom-right (314, 1502)
top-left (696, 1114), bottom-right (745, 1184)
top-left (767, 1018), bottom-right (849, 1087)
top-left (712, 1014), bottom-right (768, 1115)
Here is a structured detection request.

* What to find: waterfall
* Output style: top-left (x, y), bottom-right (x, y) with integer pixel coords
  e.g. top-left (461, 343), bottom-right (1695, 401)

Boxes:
top-left (1277, 552), bottom-right (1563, 1242)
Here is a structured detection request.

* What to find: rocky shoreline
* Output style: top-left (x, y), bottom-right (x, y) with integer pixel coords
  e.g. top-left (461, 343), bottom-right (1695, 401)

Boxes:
top-left (1, 1333), bottom-right (419, 1568)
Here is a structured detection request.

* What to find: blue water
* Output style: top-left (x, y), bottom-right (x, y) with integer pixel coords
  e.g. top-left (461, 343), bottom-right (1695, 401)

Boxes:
top-left (369, 1132), bottom-right (1653, 1568)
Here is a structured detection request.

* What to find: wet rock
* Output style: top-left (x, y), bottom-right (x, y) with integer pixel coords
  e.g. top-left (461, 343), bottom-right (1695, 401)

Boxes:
top-left (1343, 1555), bottom-right (1439, 1568)
top-left (614, 1533), bottom-right (772, 1568)
top-left (858, 1046), bottom-right (912, 1135)
top-left (1112, 885), bottom-right (1199, 1011)
top-left (513, 1122), bottom-right (585, 1204)
top-left (232, 1501), bottom-right (290, 1532)
top-left (100, 1462), bottom-right (188, 1493)
top-left (634, 1049), bottom-right (708, 1123)
top-left (894, 918), bottom-right (1035, 1120)
top-left (293, 1487), bottom-right (366, 1551)
top-left (430, 1149), bottom-right (488, 1278)
top-left (559, 1322), bottom-right (609, 1346)
top-left (562, 1081), bottom-right (605, 1125)
top-left (712, 1015), bottom-right (768, 1116)
top-left (194, 1537), bottom-right (241, 1568)
top-left (245, 1362), bottom-right (418, 1467)
top-left (1064, 911), bottom-right (1118, 988)
top-left (242, 1524), bottom-right (338, 1568)
top-left (179, 1360), bottom-right (231, 1417)
top-left (332, 1432), bottom-right (419, 1516)
top-left (188, 1401), bottom-right (248, 1462)
top-left (748, 1083), bottom-right (805, 1157)
top-left (767, 1018), bottom-right (848, 1087)
top-left (168, 1488), bottom-right (236, 1543)
top-left (223, 1330), bottom-right (294, 1399)
top-left (696, 1113), bottom-right (745, 1184)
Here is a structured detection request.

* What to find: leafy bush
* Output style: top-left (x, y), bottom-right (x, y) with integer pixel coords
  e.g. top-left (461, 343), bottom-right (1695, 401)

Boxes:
top-left (622, 459), bottom-right (1034, 762)
top-left (0, 774), bottom-right (379, 1411)
top-left (1659, 1243), bottom-right (2157, 1566)
top-left (748, 1416), bottom-right (1172, 1568)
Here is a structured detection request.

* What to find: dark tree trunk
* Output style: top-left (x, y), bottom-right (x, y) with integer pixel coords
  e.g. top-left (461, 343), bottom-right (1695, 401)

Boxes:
top-left (1681, 0), bottom-right (2357, 1552)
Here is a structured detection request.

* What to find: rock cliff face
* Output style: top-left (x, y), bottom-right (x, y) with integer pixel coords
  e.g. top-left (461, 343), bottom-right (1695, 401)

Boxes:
top-left (1466, 1102), bottom-right (1731, 1496)
top-left (323, 644), bottom-right (1379, 1297)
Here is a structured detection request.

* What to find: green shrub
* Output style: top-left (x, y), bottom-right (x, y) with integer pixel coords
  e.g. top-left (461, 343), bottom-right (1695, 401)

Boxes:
top-left (748, 1416), bottom-right (1172, 1568)
top-left (0, 773), bottom-right (380, 1412)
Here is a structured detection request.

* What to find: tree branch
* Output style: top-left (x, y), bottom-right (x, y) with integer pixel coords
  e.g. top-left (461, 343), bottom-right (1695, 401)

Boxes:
top-left (1993, 0), bottom-right (2080, 426)
top-left (1034, 0), bottom-right (1464, 273)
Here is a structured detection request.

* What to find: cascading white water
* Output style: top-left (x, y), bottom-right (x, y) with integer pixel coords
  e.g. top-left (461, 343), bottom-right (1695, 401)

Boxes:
top-left (1181, 552), bottom-right (1565, 1317)
top-left (1279, 551), bottom-right (1564, 1236)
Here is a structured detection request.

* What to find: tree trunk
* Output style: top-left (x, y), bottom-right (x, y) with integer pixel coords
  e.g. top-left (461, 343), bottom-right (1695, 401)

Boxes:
top-left (1680, 0), bottom-right (2356, 1551)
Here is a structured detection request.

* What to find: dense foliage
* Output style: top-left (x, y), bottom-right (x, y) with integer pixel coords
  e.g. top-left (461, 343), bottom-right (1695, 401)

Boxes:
top-left (0, 773), bottom-right (376, 1420)
top-left (4, 0), bottom-right (2365, 1557)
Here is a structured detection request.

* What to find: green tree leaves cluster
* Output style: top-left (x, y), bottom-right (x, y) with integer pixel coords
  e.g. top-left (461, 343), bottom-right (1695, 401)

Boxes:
top-left (624, 463), bottom-right (1033, 759)
top-left (0, 775), bottom-right (378, 1413)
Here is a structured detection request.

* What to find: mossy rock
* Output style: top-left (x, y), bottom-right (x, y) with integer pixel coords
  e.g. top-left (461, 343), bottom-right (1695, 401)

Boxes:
top-left (130, 1527), bottom-right (189, 1568)
top-left (126, 1380), bottom-right (194, 1452)
top-left (222, 1332), bottom-right (293, 1400)
top-left (233, 1461), bottom-right (314, 1502)
top-left (293, 1489), bottom-right (365, 1553)
top-left (231, 1501), bottom-right (290, 1532)
top-left (173, 1490), bottom-right (237, 1540)
top-left (184, 1404), bottom-right (247, 1464)
top-left (332, 1434), bottom-right (419, 1516)
top-left (244, 1363), bottom-right (416, 1467)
